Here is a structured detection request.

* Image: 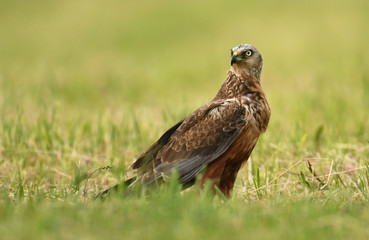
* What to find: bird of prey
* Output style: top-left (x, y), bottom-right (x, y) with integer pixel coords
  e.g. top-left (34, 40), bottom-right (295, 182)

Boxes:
top-left (103, 44), bottom-right (270, 198)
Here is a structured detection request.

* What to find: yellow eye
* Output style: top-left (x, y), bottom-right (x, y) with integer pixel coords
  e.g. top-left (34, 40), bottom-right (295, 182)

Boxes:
top-left (245, 50), bottom-right (252, 57)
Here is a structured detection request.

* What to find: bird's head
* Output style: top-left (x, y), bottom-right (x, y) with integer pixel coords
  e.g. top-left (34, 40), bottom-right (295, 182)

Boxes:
top-left (230, 44), bottom-right (263, 79)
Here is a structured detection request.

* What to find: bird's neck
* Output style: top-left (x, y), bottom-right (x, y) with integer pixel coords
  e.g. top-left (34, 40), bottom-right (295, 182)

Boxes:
top-left (231, 63), bottom-right (262, 80)
top-left (213, 70), bottom-right (263, 101)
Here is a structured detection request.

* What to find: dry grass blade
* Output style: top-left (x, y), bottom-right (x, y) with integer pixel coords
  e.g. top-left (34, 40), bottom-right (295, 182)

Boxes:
top-left (83, 165), bottom-right (112, 197)
top-left (320, 160), bottom-right (334, 189)
top-left (247, 158), bottom-right (305, 193)
top-left (248, 164), bottom-right (368, 194)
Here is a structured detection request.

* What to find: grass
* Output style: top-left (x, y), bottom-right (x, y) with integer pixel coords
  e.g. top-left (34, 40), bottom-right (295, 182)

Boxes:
top-left (0, 0), bottom-right (369, 239)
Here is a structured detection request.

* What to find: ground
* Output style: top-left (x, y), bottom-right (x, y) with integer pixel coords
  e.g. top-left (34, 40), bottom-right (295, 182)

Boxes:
top-left (0, 0), bottom-right (368, 239)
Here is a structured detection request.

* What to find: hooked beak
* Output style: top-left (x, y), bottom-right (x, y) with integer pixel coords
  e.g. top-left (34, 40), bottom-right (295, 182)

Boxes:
top-left (231, 55), bottom-right (238, 65)
top-left (231, 51), bottom-right (239, 65)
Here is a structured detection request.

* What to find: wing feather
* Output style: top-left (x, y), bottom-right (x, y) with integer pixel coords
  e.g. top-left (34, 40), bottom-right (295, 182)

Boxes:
top-left (131, 120), bottom-right (183, 170)
top-left (138, 98), bottom-right (248, 185)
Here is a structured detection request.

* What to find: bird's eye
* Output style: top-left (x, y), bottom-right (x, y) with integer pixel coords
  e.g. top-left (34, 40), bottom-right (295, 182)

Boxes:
top-left (230, 50), bottom-right (233, 56)
top-left (245, 50), bottom-right (252, 57)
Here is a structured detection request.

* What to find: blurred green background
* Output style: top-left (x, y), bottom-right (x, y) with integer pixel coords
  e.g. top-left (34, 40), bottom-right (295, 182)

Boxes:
top-left (0, 0), bottom-right (369, 239)
top-left (1, 0), bottom-right (368, 130)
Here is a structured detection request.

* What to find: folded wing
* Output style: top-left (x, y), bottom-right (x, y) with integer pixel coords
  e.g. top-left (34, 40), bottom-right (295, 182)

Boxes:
top-left (132, 98), bottom-right (248, 186)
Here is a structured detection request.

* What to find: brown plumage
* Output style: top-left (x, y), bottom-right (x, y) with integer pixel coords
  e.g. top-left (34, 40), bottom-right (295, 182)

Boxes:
top-left (105, 44), bottom-right (270, 198)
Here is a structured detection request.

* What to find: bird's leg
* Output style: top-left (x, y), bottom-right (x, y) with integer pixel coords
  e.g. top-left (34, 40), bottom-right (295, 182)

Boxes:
top-left (218, 161), bottom-right (244, 197)
top-left (199, 160), bottom-right (227, 194)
